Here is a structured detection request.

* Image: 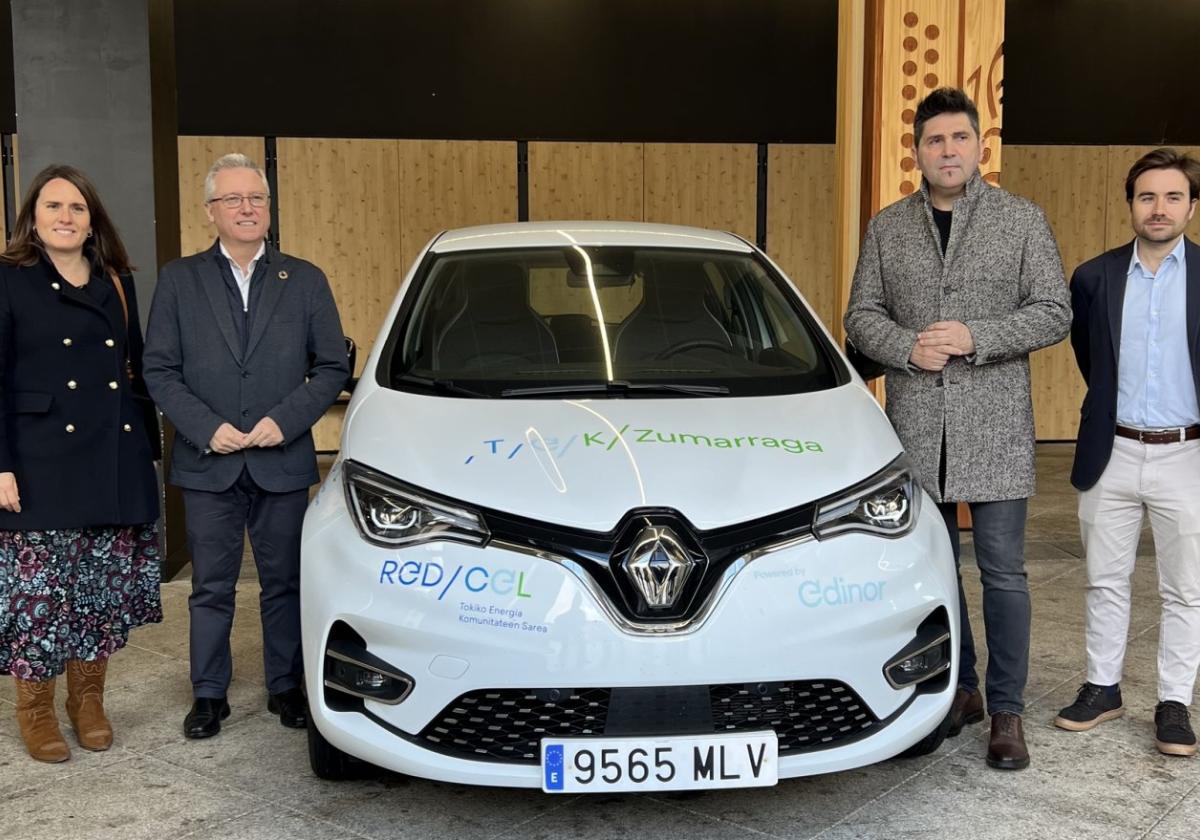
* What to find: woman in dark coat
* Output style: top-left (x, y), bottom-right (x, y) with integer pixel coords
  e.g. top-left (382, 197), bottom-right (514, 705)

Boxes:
top-left (0, 165), bottom-right (161, 762)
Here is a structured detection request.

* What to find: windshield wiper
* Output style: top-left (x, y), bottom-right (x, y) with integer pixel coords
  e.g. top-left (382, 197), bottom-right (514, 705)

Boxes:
top-left (500, 380), bottom-right (729, 398)
top-left (394, 374), bottom-right (491, 398)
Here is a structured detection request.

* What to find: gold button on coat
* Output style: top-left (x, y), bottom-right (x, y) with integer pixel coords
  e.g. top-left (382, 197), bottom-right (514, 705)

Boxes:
top-left (63, 338), bottom-right (73, 346)
top-left (105, 339), bottom-right (115, 347)
top-left (108, 381), bottom-right (118, 390)
top-left (122, 424), bottom-right (132, 432)
top-left (65, 424), bottom-right (75, 433)
top-left (67, 380), bottom-right (77, 389)
top-left (50, 282), bottom-right (60, 290)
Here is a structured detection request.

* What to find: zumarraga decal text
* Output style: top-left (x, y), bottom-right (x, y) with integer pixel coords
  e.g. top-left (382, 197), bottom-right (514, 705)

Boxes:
top-left (463, 427), bottom-right (824, 464)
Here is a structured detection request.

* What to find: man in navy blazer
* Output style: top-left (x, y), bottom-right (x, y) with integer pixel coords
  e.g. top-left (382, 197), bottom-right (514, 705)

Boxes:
top-left (144, 153), bottom-right (348, 739)
top-left (1057, 148), bottom-right (1200, 757)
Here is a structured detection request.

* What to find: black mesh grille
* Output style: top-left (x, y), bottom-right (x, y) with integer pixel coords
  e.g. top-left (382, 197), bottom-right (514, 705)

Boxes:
top-left (419, 688), bottom-right (612, 761)
top-left (416, 680), bottom-right (880, 764)
top-left (709, 680), bottom-right (879, 753)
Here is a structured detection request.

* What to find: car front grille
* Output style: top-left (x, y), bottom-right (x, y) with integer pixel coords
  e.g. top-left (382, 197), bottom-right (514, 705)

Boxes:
top-left (416, 680), bottom-right (880, 763)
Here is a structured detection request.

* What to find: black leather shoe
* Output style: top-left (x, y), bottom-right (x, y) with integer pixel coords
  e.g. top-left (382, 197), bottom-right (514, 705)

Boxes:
top-left (267, 687), bottom-right (308, 729)
top-left (183, 697), bottom-right (230, 739)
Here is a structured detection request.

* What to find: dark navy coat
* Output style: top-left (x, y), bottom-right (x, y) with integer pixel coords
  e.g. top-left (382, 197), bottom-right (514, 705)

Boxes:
top-left (0, 258), bottom-right (160, 530)
top-left (1070, 237), bottom-right (1200, 490)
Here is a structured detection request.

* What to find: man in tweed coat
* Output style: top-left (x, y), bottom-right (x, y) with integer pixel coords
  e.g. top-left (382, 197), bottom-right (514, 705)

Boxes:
top-left (845, 88), bottom-right (1070, 770)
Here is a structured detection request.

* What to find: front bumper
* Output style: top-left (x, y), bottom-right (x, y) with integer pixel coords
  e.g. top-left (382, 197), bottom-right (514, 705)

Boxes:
top-left (300, 468), bottom-right (958, 787)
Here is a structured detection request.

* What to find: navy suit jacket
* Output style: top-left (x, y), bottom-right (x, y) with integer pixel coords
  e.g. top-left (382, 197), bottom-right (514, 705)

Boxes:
top-left (143, 241), bottom-right (348, 493)
top-left (1069, 236), bottom-right (1200, 490)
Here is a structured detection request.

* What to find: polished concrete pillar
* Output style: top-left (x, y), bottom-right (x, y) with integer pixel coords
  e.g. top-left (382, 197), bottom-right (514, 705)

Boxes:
top-left (10, 0), bottom-right (163, 315)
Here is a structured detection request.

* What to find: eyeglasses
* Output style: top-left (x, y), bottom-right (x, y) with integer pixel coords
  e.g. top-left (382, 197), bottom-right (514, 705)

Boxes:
top-left (208, 193), bottom-right (270, 209)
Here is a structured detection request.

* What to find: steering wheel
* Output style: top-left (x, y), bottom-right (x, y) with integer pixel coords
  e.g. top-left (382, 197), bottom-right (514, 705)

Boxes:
top-left (653, 339), bottom-right (732, 361)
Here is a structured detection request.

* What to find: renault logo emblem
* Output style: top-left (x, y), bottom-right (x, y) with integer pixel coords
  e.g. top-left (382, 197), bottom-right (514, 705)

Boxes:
top-left (622, 526), bottom-right (696, 610)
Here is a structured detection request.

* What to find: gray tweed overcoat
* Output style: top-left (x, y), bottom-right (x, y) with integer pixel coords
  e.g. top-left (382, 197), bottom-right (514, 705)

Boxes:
top-left (844, 172), bottom-right (1071, 503)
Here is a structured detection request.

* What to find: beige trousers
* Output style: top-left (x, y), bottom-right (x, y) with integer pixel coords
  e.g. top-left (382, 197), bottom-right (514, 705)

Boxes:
top-left (1078, 436), bottom-right (1200, 704)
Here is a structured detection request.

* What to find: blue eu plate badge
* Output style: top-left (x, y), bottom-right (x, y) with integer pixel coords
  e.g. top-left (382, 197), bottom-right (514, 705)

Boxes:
top-left (543, 744), bottom-right (565, 791)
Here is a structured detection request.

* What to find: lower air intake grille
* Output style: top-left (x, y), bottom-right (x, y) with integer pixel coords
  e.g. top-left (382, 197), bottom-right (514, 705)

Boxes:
top-left (416, 680), bottom-right (880, 764)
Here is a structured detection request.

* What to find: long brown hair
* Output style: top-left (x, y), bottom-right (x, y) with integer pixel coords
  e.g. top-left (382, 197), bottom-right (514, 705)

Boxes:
top-left (0, 164), bottom-right (133, 273)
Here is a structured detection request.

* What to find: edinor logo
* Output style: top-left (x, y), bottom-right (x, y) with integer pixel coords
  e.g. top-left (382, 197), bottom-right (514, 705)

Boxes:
top-left (798, 576), bottom-right (887, 608)
top-left (463, 427), bottom-right (823, 465)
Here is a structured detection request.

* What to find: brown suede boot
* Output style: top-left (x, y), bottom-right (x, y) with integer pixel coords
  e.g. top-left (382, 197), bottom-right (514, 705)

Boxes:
top-left (65, 659), bottom-right (113, 751)
top-left (14, 677), bottom-right (70, 762)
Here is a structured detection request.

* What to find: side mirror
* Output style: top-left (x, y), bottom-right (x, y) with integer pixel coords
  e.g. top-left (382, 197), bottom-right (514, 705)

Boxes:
top-left (845, 337), bottom-right (887, 382)
top-left (344, 336), bottom-right (359, 392)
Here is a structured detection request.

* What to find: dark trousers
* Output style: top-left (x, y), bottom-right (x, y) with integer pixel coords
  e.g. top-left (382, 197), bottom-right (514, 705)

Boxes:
top-left (184, 468), bottom-right (308, 698)
top-left (938, 499), bottom-right (1031, 716)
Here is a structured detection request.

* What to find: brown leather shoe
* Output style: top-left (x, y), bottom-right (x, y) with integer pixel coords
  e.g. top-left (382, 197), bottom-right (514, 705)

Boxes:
top-left (987, 711), bottom-right (1030, 770)
top-left (66, 659), bottom-right (113, 751)
top-left (948, 687), bottom-right (984, 737)
top-left (14, 677), bottom-right (70, 763)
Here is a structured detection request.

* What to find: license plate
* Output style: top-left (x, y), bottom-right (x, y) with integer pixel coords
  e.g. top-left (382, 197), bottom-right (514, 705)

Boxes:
top-left (541, 731), bottom-right (778, 793)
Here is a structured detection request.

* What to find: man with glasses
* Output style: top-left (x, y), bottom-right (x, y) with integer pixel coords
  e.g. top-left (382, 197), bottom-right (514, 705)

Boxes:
top-left (144, 153), bottom-right (348, 739)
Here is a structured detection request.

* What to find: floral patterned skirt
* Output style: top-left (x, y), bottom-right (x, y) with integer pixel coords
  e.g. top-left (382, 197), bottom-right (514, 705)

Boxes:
top-left (0, 524), bottom-right (163, 682)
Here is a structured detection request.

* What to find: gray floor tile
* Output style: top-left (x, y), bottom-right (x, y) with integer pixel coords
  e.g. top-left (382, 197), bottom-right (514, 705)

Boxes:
top-left (174, 808), bottom-right (359, 840)
top-left (490, 793), bottom-right (778, 840)
top-left (1142, 784), bottom-right (1200, 840)
top-left (0, 754), bottom-right (262, 840)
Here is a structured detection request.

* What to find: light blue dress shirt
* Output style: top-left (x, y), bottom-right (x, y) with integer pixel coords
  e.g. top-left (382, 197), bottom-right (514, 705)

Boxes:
top-left (1117, 237), bottom-right (1199, 428)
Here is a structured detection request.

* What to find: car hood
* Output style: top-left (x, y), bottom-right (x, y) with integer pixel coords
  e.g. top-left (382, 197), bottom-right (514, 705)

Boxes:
top-left (341, 384), bottom-right (904, 532)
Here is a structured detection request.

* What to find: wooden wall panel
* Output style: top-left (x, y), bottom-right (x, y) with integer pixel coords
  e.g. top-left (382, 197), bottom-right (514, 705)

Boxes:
top-left (528, 142), bottom-right (643, 223)
top-left (1104, 145), bottom-right (1200, 250)
top-left (834, 2), bottom-right (866, 348)
top-left (766, 145), bottom-right (838, 330)
top-left (1004, 145), bottom-right (1108, 440)
top-left (643, 143), bottom-right (757, 241)
top-left (398, 139), bottom-right (518, 274)
top-left (176, 136), bottom-right (262, 257)
top-left (277, 138), bottom-right (403, 451)
top-left (277, 138), bottom-right (403, 363)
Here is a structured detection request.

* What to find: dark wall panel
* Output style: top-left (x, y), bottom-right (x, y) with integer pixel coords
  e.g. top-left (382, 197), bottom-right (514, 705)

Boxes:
top-left (0, 1), bottom-right (14, 134)
top-left (174, 0), bottom-right (837, 142)
top-left (1005, 0), bottom-right (1200, 145)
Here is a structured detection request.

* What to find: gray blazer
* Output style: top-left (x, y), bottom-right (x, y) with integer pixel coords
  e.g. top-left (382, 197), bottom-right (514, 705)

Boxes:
top-left (143, 240), bottom-right (349, 493)
top-left (844, 173), bottom-right (1071, 502)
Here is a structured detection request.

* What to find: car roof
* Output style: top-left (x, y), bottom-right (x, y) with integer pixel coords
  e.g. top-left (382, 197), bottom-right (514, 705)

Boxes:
top-left (429, 221), bottom-right (755, 254)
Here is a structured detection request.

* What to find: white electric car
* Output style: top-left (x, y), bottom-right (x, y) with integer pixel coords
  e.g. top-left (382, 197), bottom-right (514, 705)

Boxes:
top-left (301, 222), bottom-right (958, 792)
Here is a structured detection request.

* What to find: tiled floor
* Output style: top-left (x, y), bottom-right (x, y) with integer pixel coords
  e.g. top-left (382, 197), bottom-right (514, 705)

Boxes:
top-left (1, 444), bottom-right (1197, 840)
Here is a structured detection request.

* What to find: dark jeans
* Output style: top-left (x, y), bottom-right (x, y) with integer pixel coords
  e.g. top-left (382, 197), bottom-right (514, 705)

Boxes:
top-left (184, 468), bottom-right (309, 698)
top-left (938, 499), bottom-right (1031, 716)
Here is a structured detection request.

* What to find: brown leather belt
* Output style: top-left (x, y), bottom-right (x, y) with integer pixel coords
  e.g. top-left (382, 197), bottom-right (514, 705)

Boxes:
top-left (1115, 425), bottom-right (1200, 444)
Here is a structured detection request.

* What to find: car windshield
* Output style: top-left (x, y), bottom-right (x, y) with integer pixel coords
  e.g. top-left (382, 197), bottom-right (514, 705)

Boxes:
top-left (385, 245), bottom-right (843, 398)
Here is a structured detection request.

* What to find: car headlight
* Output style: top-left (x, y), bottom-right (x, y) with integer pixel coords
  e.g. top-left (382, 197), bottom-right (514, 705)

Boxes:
top-left (343, 461), bottom-right (489, 548)
top-left (814, 456), bottom-right (919, 539)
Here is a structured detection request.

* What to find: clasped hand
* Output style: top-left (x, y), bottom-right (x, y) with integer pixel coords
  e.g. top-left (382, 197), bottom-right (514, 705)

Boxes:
top-left (209, 417), bottom-right (284, 454)
top-left (909, 320), bottom-right (975, 372)
top-left (0, 471), bottom-right (20, 513)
